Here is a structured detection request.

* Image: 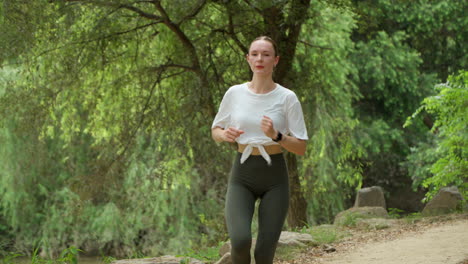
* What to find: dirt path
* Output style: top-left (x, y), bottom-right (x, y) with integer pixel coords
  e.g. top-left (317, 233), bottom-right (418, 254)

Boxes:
top-left (316, 219), bottom-right (468, 264)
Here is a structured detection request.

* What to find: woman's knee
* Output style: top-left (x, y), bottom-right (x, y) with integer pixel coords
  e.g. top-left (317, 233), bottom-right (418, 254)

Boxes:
top-left (231, 235), bottom-right (252, 253)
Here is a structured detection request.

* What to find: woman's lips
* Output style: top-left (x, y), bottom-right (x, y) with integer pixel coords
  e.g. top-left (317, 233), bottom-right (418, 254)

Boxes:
top-left (255, 66), bottom-right (264, 69)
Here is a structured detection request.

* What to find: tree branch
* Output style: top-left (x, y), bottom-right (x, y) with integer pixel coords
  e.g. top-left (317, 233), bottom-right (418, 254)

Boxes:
top-left (298, 40), bottom-right (333, 50)
top-left (64, 0), bottom-right (162, 20)
top-left (274, 0), bottom-right (312, 83)
top-left (177, 0), bottom-right (207, 26)
top-left (242, 0), bottom-right (262, 15)
top-left (228, 7), bottom-right (248, 54)
top-left (153, 1), bottom-right (200, 69)
top-left (104, 66), bottom-right (164, 174)
top-left (33, 22), bottom-right (159, 60)
top-left (146, 63), bottom-right (196, 73)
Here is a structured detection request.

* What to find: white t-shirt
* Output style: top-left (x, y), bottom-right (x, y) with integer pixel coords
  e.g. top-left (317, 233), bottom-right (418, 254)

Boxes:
top-left (212, 82), bottom-right (308, 164)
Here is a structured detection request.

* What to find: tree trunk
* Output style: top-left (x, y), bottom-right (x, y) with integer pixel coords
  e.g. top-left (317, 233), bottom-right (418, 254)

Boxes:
top-left (286, 152), bottom-right (308, 228)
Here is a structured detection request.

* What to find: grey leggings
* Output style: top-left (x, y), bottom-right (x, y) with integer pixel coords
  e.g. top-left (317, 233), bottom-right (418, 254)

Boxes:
top-left (225, 152), bottom-right (289, 264)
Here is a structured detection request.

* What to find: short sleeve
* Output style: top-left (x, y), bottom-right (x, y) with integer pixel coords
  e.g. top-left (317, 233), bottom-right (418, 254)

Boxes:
top-left (286, 97), bottom-right (308, 140)
top-left (211, 89), bottom-right (232, 129)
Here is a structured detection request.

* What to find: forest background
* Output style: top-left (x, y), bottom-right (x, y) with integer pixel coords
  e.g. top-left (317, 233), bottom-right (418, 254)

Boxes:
top-left (0, 0), bottom-right (466, 259)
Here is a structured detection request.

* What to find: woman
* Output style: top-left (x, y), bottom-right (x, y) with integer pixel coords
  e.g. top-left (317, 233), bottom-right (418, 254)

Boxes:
top-left (211, 36), bottom-right (308, 264)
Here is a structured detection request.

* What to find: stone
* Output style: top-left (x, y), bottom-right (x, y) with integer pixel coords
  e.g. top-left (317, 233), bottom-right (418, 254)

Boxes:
top-left (334, 207), bottom-right (389, 226)
top-left (218, 231), bottom-right (316, 257)
top-left (422, 186), bottom-right (464, 216)
top-left (111, 255), bottom-right (204, 264)
top-left (354, 186), bottom-right (386, 208)
top-left (322, 244), bottom-right (336, 253)
top-left (277, 231), bottom-right (317, 247)
top-left (355, 218), bottom-right (397, 230)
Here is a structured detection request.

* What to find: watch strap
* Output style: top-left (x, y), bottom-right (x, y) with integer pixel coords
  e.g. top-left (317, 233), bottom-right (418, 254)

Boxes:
top-left (273, 131), bottom-right (283, 142)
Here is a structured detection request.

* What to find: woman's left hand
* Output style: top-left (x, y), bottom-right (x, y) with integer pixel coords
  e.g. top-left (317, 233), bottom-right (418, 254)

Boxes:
top-left (261, 115), bottom-right (277, 140)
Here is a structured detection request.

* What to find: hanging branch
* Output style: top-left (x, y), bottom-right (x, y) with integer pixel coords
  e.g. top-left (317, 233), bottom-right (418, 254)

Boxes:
top-left (64, 0), bottom-right (162, 20)
top-left (227, 7), bottom-right (248, 54)
top-left (298, 40), bottom-right (333, 50)
top-left (177, 0), bottom-right (207, 26)
top-left (103, 66), bottom-right (164, 174)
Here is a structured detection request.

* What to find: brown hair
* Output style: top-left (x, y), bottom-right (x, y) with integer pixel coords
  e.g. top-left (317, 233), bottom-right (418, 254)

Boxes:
top-left (249, 36), bottom-right (279, 57)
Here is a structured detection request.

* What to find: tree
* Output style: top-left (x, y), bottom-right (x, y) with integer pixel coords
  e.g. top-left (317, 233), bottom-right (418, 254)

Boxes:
top-left (2, 0), bottom-right (361, 255)
top-left (405, 71), bottom-right (468, 200)
top-left (348, 0), bottom-right (466, 211)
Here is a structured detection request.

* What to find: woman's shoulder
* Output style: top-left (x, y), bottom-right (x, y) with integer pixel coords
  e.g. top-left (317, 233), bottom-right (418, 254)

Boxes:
top-left (276, 84), bottom-right (299, 99)
top-left (225, 82), bottom-right (247, 94)
top-left (231, 82), bottom-right (248, 91)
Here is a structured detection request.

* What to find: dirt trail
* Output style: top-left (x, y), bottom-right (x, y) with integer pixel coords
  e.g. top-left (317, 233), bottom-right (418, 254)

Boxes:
top-left (318, 219), bottom-right (468, 264)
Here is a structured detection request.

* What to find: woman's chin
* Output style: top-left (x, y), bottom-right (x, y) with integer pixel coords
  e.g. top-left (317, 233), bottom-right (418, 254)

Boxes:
top-left (253, 70), bottom-right (272, 75)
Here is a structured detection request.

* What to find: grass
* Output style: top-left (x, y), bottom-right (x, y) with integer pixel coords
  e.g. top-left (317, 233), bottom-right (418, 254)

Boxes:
top-left (179, 243), bottom-right (223, 263)
top-left (388, 208), bottom-right (406, 218)
top-left (402, 212), bottom-right (423, 224)
top-left (0, 247), bottom-right (115, 264)
top-left (275, 246), bottom-right (307, 261)
top-left (307, 225), bottom-right (350, 244)
top-left (335, 211), bottom-right (372, 227)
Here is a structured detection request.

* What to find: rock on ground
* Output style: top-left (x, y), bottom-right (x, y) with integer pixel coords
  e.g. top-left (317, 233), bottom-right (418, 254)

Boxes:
top-left (422, 186), bottom-right (464, 216)
top-left (334, 207), bottom-right (389, 226)
top-left (354, 186), bottom-right (386, 208)
top-left (112, 255), bottom-right (204, 264)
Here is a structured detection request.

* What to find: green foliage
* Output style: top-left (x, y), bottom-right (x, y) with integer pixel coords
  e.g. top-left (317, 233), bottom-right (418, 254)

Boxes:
top-left (297, 0), bottom-right (363, 224)
top-left (334, 211), bottom-right (368, 227)
top-left (274, 246), bottom-right (306, 261)
top-left (102, 256), bottom-right (116, 264)
top-left (0, 252), bottom-right (22, 264)
top-left (352, 0), bottom-right (467, 79)
top-left (1, 0), bottom-right (227, 257)
top-left (348, 0), bottom-right (465, 212)
top-left (405, 71), bottom-right (468, 200)
top-left (307, 225), bottom-right (348, 245)
top-left (178, 243), bottom-right (222, 263)
top-left (401, 212), bottom-right (423, 224)
top-left (1, 247), bottom-right (80, 264)
top-left (352, 31), bottom-right (433, 118)
top-left (388, 208), bottom-right (406, 219)
top-left (351, 15), bottom-right (437, 197)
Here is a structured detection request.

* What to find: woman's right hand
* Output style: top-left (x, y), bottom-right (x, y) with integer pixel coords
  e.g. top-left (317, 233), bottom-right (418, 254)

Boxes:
top-left (223, 127), bottom-right (244, 142)
top-left (212, 127), bottom-right (244, 143)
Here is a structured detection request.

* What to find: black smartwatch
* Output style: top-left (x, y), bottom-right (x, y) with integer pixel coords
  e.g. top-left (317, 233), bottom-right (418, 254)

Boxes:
top-left (273, 131), bottom-right (283, 142)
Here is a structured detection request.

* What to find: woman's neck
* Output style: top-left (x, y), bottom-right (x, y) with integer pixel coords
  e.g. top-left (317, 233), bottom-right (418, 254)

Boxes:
top-left (249, 75), bottom-right (276, 94)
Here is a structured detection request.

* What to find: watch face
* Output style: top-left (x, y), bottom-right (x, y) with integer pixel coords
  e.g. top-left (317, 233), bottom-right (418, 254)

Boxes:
top-left (274, 132), bottom-right (282, 142)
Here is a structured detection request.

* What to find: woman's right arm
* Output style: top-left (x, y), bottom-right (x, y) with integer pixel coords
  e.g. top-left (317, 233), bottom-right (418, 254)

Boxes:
top-left (212, 127), bottom-right (244, 143)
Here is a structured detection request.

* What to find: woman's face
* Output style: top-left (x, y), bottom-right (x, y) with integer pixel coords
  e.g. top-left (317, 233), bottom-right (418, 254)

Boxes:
top-left (246, 40), bottom-right (279, 76)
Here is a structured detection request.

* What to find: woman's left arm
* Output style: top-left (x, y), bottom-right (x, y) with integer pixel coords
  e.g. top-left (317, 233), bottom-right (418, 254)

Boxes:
top-left (276, 134), bottom-right (307, 156)
top-left (261, 115), bottom-right (307, 156)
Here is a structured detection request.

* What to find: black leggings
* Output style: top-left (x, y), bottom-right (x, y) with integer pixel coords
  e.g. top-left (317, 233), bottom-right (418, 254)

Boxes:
top-left (225, 152), bottom-right (289, 264)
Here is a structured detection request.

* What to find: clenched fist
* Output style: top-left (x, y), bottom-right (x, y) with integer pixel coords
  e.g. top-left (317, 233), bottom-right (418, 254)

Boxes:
top-left (223, 127), bottom-right (244, 142)
top-left (261, 115), bottom-right (277, 139)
